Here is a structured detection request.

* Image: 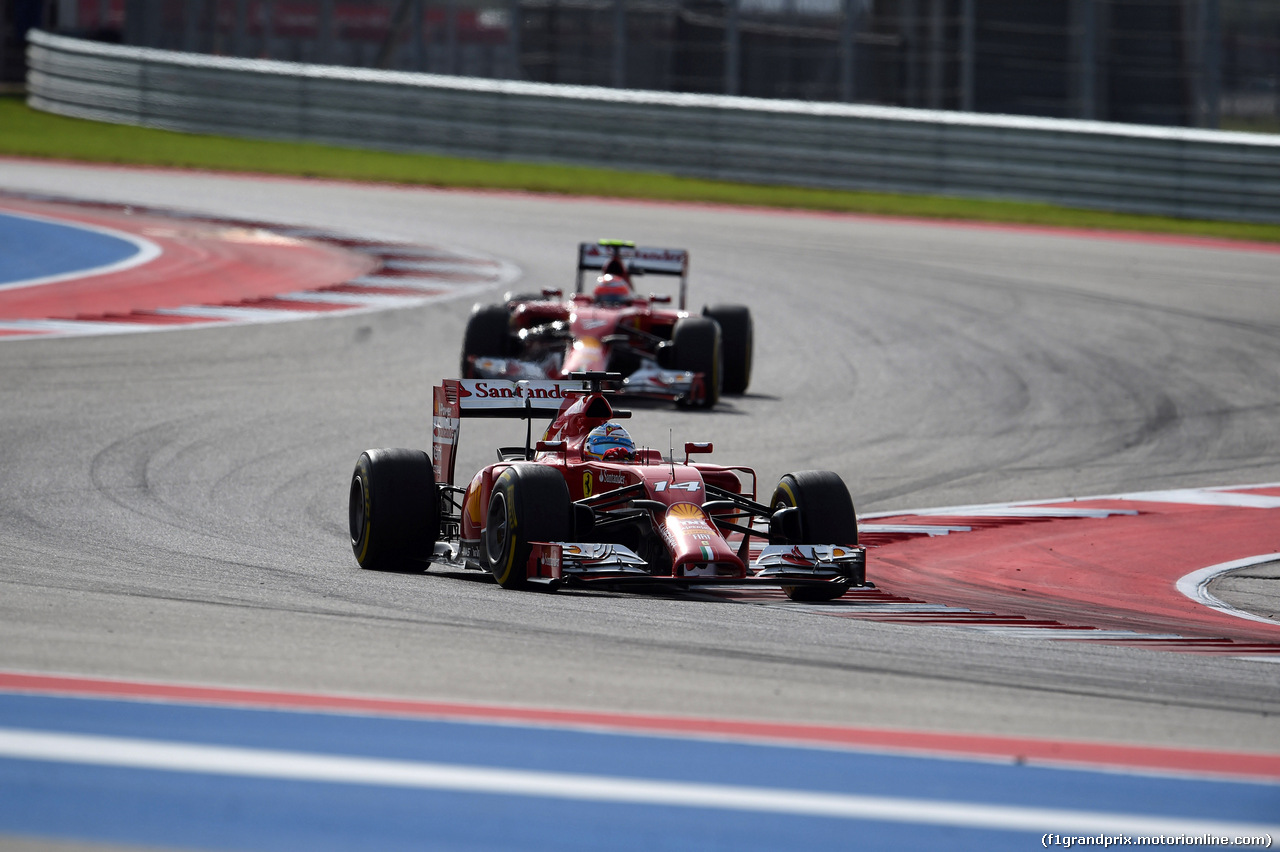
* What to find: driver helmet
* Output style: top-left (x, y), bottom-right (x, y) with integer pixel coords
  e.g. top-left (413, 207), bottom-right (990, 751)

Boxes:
top-left (583, 422), bottom-right (635, 462)
top-left (592, 274), bottom-right (631, 307)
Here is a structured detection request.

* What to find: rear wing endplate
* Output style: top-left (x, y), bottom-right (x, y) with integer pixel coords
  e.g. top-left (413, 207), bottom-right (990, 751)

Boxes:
top-left (432, 378), bottom-right (588, 485)
top-left (576, 241), bottom-right (689, 309)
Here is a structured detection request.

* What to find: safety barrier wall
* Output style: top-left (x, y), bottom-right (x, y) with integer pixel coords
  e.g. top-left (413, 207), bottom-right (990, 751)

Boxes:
top-left (26, 29), bottom-right (1280, 224)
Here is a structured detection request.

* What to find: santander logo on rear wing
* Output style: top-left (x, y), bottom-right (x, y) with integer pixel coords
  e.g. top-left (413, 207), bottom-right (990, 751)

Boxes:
top-left (576, 241), bottom-right (690, 309)
top-left (431, 378), bottom-right (589, 484)
top-left (577, 243), bottom-right (689, 277)
top-left (448, 378), bottom-right (589, 411)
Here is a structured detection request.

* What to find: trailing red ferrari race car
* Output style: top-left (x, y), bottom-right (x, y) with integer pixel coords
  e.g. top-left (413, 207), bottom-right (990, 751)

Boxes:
top-left (348, 373), bottom-right (867, 601)
top-left (460, 240), bottom-right (753, 409)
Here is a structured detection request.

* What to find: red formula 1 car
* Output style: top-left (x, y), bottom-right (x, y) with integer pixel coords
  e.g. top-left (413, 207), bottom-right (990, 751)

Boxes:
top-left (348, 373), bottom-right (867, 602)
top-left (460, 240), bottom-right (753, 409)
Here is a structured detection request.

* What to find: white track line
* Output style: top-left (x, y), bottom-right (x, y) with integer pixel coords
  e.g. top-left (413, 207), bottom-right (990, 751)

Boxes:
top-left (1, 729), bottom-right (1276, 837)
top-left (1117, 490), bottom-right (1280, 509)
top-left (0, 319), bottom-right (159, 336)
top-left (1177, 555), bottom-right (1280, 627)
top-left (862, 483), bottom-right (1280, 521)
top-left (860, 524), bottom-right (972, 535)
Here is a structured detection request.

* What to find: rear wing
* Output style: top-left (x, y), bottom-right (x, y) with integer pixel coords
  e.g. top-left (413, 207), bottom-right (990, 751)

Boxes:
top-left (432, 378), bottom-right (589, 485)
top-left (576, 240), bottom-right (690, 309)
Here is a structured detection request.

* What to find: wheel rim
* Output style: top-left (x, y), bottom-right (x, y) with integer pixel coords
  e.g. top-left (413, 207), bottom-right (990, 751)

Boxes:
top-left (486, 491), bottom-right (509, 565)
top-left (349, 475), bottom-right (366, 544)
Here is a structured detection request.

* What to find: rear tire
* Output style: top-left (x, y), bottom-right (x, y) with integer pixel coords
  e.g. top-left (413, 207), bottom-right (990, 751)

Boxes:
top-left (349, 449), bottom-right (439, 572)
top-left (460, 304), bottom-right (511, 377)
top-left (670, 316), bottom-right (722, 409)
top-left (770, 470), bottom-right (858, 602)
top-left (485, 465), bottom-right (572, 590)
top-left (702, 304), bottom-right (752, 395)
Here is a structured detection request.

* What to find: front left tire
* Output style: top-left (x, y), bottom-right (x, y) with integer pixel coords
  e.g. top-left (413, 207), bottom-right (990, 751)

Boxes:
top-left (769, 469), bottom-right (859, 602)
top-left (485, 464), bottom-right (572, 589)
top-left (669, 315), bottom-right (722, 409)
top-left (460, 303), bottom-right (512, 377)
top-left (349, 448), bottom-right (439, 572)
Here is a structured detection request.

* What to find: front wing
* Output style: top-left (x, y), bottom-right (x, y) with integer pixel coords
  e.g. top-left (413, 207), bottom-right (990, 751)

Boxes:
top-left (523, 541), bottom-right (868, 591)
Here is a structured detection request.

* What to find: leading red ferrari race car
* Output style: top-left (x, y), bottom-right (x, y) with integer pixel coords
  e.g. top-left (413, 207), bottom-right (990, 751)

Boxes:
top-left (460, 240), bottom-right (753, 409)
top-left (348, 373), bottom-right (867, 601)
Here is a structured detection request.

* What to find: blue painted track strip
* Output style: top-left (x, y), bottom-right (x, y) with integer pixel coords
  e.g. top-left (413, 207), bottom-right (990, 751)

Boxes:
top-left (0, 694), bottom-right (1276, 851)
top-left (0, 211), bottom-right (141, 286)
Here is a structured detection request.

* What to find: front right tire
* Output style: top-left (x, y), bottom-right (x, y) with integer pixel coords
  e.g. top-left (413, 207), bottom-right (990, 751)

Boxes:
top-left (702, 304), bottom-right (753, 395)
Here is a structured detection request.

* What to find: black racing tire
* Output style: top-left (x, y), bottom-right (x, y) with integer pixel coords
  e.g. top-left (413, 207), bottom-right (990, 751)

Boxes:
top-left (702, 304), bottom-right (753, 395)
top-left (769, 470), bottom-right (858, 602)
top-left (485, 464), bottom-right (572, 590)
top-left (349, 449), bottom-right (439, 572)
top-left (670, 315), bottom-right (722, 409)
top-left (605, 345), bottom-right (642, 380)
top-left (460, 303), bottom-right (511, 377)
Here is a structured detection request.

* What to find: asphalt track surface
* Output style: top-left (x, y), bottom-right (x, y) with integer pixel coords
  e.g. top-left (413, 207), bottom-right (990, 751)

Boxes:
top-left (2, 160), bottom-right (1279, 819)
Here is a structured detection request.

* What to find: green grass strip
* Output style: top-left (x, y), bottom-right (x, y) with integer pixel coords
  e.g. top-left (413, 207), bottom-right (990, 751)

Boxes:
top-left (4, 95), bottom-right (1279, 244)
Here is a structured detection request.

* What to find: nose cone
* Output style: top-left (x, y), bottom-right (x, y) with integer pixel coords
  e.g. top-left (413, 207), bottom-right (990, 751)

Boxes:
top-left (663, 503), bottom-right (745, 578)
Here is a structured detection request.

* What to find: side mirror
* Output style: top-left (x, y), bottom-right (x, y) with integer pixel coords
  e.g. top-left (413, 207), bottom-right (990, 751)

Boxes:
top-left (536, 440), bottom-right (565, 456)
top-left (541, 288), bottom-right (563, 299)
top-left (649, 294), bottom-right (672, 304)
top-left (683, 442), bottom-right (713, 463)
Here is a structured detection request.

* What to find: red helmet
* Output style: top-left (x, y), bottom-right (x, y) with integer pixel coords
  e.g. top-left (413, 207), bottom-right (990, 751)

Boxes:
top-left (592, 274), bottom-right (631, 306)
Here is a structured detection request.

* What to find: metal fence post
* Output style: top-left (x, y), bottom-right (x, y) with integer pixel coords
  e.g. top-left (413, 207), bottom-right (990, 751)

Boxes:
top-left (508, 0), bottom-right (521, 79)
top-left (840, 0), bottom-right (858, 103)
top-left (446, 0), bottom-right (457, 75)
top-left (183, 0), bottom-right (202, 52)
top-left (261, 0), bottom-right (275, 59)
top-left (1074, 0), bottom-right (1097, 120)
top-left (613, 0), bottom-right (626, 88)
top-left (960, 0), bottom-right (974, 111)
top-left (1198, 0), bottom-right (1221, 129)
top-left (725, 0), bottom-right (739, 97)
top-left (56, 0), bottom-right (77, 29)
top-left (902, 0), bottom-right (918, 106)
top-left (413, 0), bottom-right (425, 71)
top-left (319, 0), bottom-right (335, 64)
top-left (927, 0), bottom-right (943, 109)
top-left (234, 0), bottom-right (249, 57)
